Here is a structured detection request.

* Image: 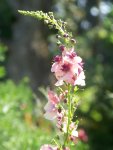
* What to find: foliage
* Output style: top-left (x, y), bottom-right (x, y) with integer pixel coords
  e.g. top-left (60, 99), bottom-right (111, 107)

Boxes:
top-left (80, 10), bottom-right (113, 150)
top-left (0, 78), bottom-right (88, 150)
top-left (0, 43), bottom-right (7, 78)
top-left (0, 43), bottom-right (87, 149)
top-left (0, 0), bottom-right (113, 149)
top-left (0, 0), bottom-right (15, 38)
top-left (0, 79), bottom-right (53, 150)
top-left (51, 1), bottom-right (113, 149)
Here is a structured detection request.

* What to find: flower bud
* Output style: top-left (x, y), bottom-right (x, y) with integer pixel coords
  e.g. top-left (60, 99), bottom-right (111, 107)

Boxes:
top-left (70, 136), bottom-right (75, 141)
top-left (48, 24), bottom-right (53, 29)
top-left (63, 34), bottom-right (69, 38)
top-left (71, 39), bottom-right (76, 43)
top-left (56, 34), bottom-right (61, 39)
top-left (50, 15), bottom-right (54, 19)
top-left (58, 107), bottom-right (62, 113)
top-left (44, 20), bottom-right (49, 24)
top-left (64, 99), bottom-right (67, 103)
top-left (57, 41), bottom-right (61, 46)
top-left (53, 24), bottom-right (56, 28)
top-left (59, 45), bottom-right (65, 51)
top-left (78, 129), bottom-right (88, 142)
top-left (53, 55), bottom-right (62, 62)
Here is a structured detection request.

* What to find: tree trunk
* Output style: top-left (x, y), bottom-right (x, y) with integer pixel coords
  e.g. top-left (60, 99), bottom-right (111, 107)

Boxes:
top-left (7, 0), bottom-right (53, 90)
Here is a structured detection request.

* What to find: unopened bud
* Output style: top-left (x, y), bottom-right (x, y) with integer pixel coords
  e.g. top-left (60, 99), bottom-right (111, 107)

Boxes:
top-left (60, 128), bottom-right (62, 132)
top-left (50, 15), bottom-right (54, 19)
top-left (56, 34), bottom-right (61, 39)
top-left (59, 45), bottom-right (65, 51)
top-left (63, 34), bottom-right (69, 38)
top-left (44, 20), bottom-right (49, 24)
top-left (57, 41), bottom-right (61, 46)
top-left (48, 23), bottom-right (53, 29)
top-left (71, 38), bottom-right (76, 43)
top-left (57, 116), bottom-right (62, 120)
top-left (64, 99), bottom-right (67, 103)
top-left (58, 107), bottom-right (62, 113)
top-left (53, 55), bottom-right (62, 62)
top-left (48, 12), bottom-right (53, 16)
top-left (70, 136), bottom-right (75, 141)
top-left (53, 24), bottom-right (56, 28)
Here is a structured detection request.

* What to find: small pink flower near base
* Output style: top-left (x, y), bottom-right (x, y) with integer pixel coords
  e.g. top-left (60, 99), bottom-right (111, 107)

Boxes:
top-left (78, 129), bottom-right (88, 142)
top-left (44, 90), bottom-right (60, 120)
top-left (40, 144), bottom-right (57, 150)
top-left (40, 144), bottom-right (70, 150)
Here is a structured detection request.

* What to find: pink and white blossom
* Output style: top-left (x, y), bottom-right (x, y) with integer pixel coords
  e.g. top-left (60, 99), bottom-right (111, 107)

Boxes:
top-left (78, 129), bottom-right (88, 142)
top-left (44, 90), bottom-right (60, 120)
top-left (51, 47), bottom-right (85, 86)
top-left (40, 144), bottom-right (57, 150)
top-left (69, 122), bottom-right (78, 138)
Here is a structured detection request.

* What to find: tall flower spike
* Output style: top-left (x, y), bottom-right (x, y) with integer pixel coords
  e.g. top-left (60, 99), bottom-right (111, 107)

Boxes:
top-left (19, 10), bottom-right (86, 150)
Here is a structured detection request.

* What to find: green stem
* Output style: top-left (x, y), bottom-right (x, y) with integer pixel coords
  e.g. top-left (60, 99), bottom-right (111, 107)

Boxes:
top-left (64, 84), bottom-right (72, 147)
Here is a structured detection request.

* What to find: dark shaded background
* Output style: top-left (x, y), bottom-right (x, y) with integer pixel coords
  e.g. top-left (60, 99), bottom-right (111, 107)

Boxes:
top-left (0, 0), bottom-right (113, 150)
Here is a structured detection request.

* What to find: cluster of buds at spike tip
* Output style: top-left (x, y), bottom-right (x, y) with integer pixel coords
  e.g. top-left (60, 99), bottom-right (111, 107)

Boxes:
top-left (56, 32), bottom-right (76, 47)
top-left (18, 10), bottom-right (77, 48)
top-left (48, 12), bottom-right (54, 19)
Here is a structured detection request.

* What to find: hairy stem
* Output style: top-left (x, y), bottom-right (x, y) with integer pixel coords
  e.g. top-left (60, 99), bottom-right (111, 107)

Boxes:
top-left (64, 84), bottom-right (72, 147)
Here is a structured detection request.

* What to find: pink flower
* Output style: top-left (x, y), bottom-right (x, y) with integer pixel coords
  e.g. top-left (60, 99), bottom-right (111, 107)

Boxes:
top-left (70, 122), bottom-right (78, 138)
top-left (51, 47), bottom-right (85, 86)
top-left (40, 144), bottom-right (57, 150)
top-left (74, 71), bottom-right (85, 86)
top-left (48, 90), bottom-right (60, 104)
top-left (40, 145), bottom-right (70, 150)
top-left (78, 129), bottom-right (88, 142)
top-left (59, 45), bottom-right (65, 52)
top-left (44, 90), bottom-right (60, 120)
top-left (57, 111), bottom-right (65, 130)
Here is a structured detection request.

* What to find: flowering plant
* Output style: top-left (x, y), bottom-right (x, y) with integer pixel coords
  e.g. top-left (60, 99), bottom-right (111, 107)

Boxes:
top-left (18, 10), bottom-right (86, 150)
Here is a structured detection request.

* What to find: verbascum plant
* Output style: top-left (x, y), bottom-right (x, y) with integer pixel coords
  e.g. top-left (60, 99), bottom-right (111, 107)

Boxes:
top-left (18, 10), bottom-right (86, 150)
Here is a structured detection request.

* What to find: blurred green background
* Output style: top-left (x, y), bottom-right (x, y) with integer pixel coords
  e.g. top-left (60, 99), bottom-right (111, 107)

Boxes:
top-left (0, 0), bottom-right (113, 149)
